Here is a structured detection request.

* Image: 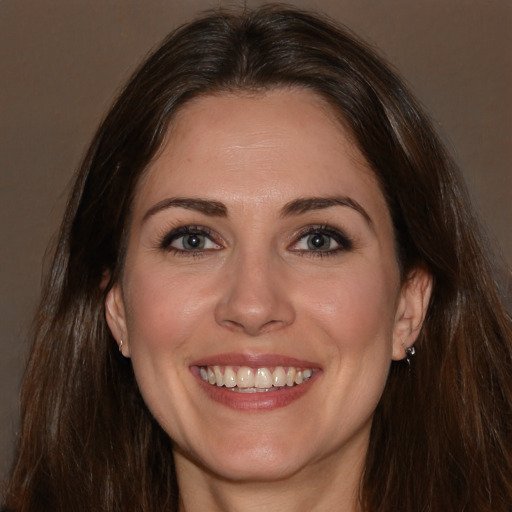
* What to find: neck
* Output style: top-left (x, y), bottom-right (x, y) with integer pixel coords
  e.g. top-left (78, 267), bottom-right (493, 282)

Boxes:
top-left (175, 443), bottom-right (365, 512)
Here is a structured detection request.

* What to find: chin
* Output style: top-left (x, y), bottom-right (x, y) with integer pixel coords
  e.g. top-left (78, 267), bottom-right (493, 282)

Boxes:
top-left (177, 432), bottom-right (313, 483)
top-left (209, 452), bottom-right (307, 483)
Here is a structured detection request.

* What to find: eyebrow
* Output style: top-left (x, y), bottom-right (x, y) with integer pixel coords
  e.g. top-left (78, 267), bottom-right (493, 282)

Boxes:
top-left (280, 196), bottom-right (373, 225)
top-left (142, 195), bottom-right (372, 226)
top-left (142, 197), bottom-right (228, 222)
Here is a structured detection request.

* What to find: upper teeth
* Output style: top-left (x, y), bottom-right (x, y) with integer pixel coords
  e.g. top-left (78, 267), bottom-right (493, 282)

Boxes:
top-left (199, 365), bottom-right (313, 390)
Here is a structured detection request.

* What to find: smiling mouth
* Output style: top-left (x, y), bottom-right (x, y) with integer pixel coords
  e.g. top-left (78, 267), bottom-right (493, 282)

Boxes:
top-left (199, 365), bottom-right (314, 392)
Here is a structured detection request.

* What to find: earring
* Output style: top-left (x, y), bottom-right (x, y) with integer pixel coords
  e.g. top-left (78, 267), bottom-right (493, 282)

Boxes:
top-left (405, 345), bottom-right (416, 366)
top-left (119, 339), bottom-right (123, 353)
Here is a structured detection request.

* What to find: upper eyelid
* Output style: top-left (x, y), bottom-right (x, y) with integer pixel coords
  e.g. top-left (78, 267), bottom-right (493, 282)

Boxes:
top-left (290, 225), bottom-right (353, 250)
top-left (291, 224), bottom-right (351, 240)
top-left (159, 225), bottom-right (221, 249)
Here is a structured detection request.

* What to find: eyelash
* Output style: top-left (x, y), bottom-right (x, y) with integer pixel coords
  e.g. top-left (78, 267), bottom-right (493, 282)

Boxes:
top-left (159, 225), bottom-right (220, 257)
top-left (290, 225), bottom-right (353, 257)
top-left (158, 224), bottom-right (353, 258)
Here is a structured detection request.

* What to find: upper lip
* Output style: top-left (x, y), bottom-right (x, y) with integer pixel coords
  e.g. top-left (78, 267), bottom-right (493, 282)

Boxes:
top-left (190, 352), bottom-right (320, 368)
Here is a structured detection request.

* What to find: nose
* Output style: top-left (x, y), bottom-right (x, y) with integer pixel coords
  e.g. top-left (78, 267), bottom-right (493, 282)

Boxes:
top-left (214, 250), bottom-right (296, 336)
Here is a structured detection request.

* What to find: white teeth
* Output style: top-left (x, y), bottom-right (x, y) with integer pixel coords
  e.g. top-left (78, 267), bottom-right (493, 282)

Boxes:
top-left (199, 365), bottom-right (314, 390)
top-left (237, 366), bottom-right (255, 388)
top-left (224, 367), bottom-right (237, 388)
top-left (214, 366), bottom-right (223, 386)
top-left (255, 368), bottom-right (272, 388)
top-left (272, 366), bottom-right (286, 387)
top-left (286, 367), bottom-right (296, 387)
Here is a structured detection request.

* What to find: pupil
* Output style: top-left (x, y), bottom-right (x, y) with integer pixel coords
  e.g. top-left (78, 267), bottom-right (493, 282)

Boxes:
top-left (185, 234), bottom-right (202, 249)
top-left (309, 234), bottom-right (327, 249)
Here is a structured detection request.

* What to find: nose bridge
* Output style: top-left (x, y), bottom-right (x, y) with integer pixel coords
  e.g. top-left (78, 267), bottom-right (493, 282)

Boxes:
top-left (214, 242), bottom-right (295, 335)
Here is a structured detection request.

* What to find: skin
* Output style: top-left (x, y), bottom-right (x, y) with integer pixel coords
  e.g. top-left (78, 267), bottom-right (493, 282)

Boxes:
top-left (106, 88), bottom-right (432, 512)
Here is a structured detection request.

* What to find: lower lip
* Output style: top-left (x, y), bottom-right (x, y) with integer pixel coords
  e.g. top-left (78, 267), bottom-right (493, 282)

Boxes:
top-left (192, 369), bottom-right (320, 411)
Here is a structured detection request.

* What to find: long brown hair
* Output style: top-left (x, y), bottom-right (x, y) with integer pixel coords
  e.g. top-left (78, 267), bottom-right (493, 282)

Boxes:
top-left (3, 5), bottom-right (511, 511)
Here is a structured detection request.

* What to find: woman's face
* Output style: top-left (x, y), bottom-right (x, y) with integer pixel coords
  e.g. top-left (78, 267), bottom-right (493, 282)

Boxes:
top-left (106, 88), bottom-right (430, 483)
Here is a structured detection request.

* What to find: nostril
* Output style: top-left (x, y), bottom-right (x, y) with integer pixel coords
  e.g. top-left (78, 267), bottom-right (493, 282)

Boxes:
top-left (213, 259), bottom-right (296, 335)
top-left (218, 318), bottom-right (284, 336)
top-left (214, 299), bottom-right (295, 336)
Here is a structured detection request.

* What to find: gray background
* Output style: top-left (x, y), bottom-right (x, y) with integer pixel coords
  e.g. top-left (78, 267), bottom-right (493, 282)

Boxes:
top-left (1, 0), bottom-right (511, 482)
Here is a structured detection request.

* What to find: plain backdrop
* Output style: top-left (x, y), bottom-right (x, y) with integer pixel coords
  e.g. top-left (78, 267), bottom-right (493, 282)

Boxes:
top-left (1, 0), bottom-right (511, 481)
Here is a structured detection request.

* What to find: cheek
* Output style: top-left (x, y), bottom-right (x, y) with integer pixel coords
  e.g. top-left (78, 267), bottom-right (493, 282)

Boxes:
top-left (123, 262), bottom-right (215, 356)
top-left (303, 263), bottom-right (399, 353)
top-left (121, 264), bottom-right (215, 431)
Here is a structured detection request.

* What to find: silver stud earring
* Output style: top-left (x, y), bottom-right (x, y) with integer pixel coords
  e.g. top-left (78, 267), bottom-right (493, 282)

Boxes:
top-left (405, 346), bottom-right (416, 366)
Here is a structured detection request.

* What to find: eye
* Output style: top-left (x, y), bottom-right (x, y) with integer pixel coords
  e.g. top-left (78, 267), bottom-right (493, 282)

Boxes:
top-left (290, 226), bottom-right (352, 255)
top-left (172, 233), bottom-right (215, 251)
top-left (300, 233), bottom-right (337, 251)
top-left (160, 226), bottom-right (222, 253)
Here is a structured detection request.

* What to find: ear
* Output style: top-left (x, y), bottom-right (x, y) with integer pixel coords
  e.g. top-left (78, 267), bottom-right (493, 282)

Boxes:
top-left (105, 284), bottom-right (130, 357)
top-left (392, 266), bottom-right (433, 361)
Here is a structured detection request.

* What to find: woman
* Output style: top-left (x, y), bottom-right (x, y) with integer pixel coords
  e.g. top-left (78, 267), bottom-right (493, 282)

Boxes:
top-left (3, 5), bottom-right (511, 512)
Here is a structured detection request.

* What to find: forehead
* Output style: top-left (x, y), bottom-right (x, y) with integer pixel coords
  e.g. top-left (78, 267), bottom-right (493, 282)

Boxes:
top-left (135, 88), bottom-right (388, 218)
